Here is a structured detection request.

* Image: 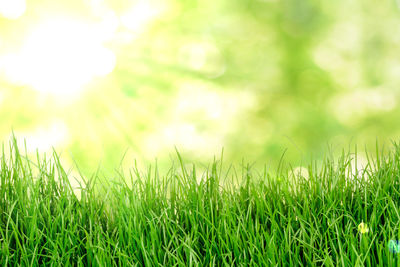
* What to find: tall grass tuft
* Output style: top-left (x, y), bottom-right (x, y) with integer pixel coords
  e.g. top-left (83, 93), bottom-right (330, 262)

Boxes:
top-left (1, 137), bottom-right (400, 266)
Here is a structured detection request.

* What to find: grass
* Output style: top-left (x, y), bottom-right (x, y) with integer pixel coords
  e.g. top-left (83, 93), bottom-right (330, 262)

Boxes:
top-left (1, 138), bottom-right (400, 266)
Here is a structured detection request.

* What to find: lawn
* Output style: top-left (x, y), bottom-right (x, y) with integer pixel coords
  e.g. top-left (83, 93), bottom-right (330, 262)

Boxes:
top-left (1, 137), bottom-right (400, 266)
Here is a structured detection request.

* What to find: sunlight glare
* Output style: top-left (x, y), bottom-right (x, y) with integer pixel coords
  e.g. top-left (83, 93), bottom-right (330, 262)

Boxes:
top-left (0, 0), bottom-right (26, 19)
top-left (120, 1), bottom-right (162, 33)
top-left (2, 17), bottom-right (116, 97)
top-left (13, 121), bottom-right (69, 153)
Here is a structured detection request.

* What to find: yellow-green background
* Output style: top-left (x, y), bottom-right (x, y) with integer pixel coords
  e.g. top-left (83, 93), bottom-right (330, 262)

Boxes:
top-left (1, 0), bottom-right (399, 176)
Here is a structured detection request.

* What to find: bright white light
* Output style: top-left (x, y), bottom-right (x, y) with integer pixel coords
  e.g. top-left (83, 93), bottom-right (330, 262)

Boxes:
top-left (0, 0), bottom-right (26, 19)
top-left (120, 1), bottom-right (161, 33)
top-left (163, 123), bottom-right (206, 149)
top-left (13, 121), bottom-right (69, 153)
top-left (1, 17), bottom-right (116, 97)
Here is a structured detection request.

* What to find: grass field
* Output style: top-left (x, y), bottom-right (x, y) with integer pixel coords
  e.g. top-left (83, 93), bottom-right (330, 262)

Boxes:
top-left (1, 138), bottom-right (400, 266)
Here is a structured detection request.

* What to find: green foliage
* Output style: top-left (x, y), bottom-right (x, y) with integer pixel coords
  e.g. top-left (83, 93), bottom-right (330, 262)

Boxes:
top-left (1, 138), bottom-right (400, 265)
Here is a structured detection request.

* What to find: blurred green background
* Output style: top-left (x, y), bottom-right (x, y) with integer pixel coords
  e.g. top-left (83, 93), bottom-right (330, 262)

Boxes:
top-left (0, 0), bottom-right (399, 177)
